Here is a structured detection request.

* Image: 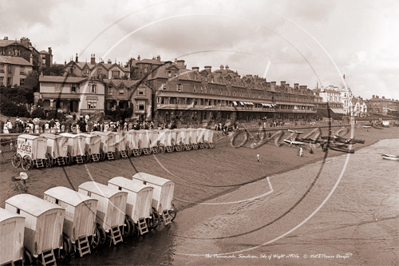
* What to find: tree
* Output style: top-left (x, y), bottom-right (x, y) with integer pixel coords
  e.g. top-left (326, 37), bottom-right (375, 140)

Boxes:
top-left (40, 65), bottom-right (65, 76)
top-left (25, 70), bottom-right (40, 92)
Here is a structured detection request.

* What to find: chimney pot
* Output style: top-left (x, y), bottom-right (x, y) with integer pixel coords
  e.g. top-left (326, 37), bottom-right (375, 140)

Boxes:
top-left (220, 65), bottom-right (224, 70)
top-left (3, 36), bottom-right (8, 40)
top-left (75, 53), bottom-right (78, 63)
top-left (91, 54), bottom-right (96, 64)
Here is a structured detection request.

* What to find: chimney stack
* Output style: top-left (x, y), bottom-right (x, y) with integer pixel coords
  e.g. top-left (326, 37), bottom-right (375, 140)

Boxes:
top-left (204, 66), bottom-right (212, 72)
top-left (48, 47), bottom-right (52, 55)
top-left (75, 53), bottom-right (78, 63)
top-left (294, 83), bottom-right (299, 89)
top-left (107, 59), bottom-right (112, 64)
top-left (3, 36), bottom-right (8, 40)
top-left (220, 65), bottom-right (224, 70)
top-left (176, 60), bottom-right (185, 69)
top-left (157, 55), bottom-right (160, 61)
top-left (137, 55), bottom-right (140, 61)
top-left (192, 67), bottom-right (199, 72)
top-left (225, 65), bottom-right (229, 70)
top-left (91, 54), bottom-right (96, 64)
top-left (280, 81), bottom-right (286, 86)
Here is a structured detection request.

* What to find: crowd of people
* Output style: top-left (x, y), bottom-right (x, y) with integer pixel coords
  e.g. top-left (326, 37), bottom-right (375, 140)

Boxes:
top-left (1, 116), bottom-right (180, 135)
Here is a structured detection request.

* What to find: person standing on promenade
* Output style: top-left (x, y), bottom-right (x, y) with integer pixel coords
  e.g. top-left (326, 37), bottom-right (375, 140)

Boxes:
top-left (299, 147), bottom-right (303, 157)
top-left (257, 153), bottom-right (260, 162)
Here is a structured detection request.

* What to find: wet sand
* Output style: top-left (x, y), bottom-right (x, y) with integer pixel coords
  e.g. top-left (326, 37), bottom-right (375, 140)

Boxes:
top-left (172, 138), bottom-right (399, 265)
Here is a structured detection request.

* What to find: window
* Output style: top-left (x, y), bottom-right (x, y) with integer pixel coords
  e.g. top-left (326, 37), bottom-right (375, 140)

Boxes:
top-left (17, 208), bottom-right (20, 214)
top-left (177, 84), bottom-right (183, 92)
top-left (108, 85), bottom-right (113, 95)
top-left (119, 88), bottom-right (124, 95)
top-left (138, 89), bottom-right (145, 95)
top-left (71, 85), bottom-right (76, 92)
top-left (112, 70), bottom-right (120, 79)
top-left (139, 105), bottom-right (145, 110)
top-left (0, 77), bottom-right (3, 84)
top-left (91, 84), bottom-right (97, 93)
top-left (20, 79), bottom-right (24, 85)
top-left (144, 68), bottom-right (148, 73)
top-left (168, 71), bottom-right (172, 77)
top-left (54, 83), bottom-right (61, 92)
top-left (98, 68), bottom-right (102, 75)
top-left (87, 101), bottom-right (97, 109)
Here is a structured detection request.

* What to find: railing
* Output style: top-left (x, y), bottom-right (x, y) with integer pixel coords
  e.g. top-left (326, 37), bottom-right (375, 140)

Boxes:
top-left (156, 104), bottom-right (315, 113)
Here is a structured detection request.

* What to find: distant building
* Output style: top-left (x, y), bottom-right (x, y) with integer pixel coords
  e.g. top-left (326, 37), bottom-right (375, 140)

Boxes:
top-left (0, 36), bottom-right (53, 69)
top-left (366, 95), bottom-right (399, 116)
top-left (38, 75), bottom-right (105, 115)
top-left (63, 54), bottom-right (130, 79)
top-left (350, 96), bottom-right (367, 117)
top-left (132, 56), bottom-right (318, 124)
top-left (0, 55), bottom-right (33, 87)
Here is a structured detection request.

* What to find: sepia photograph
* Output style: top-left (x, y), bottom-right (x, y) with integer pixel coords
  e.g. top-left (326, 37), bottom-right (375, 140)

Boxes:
top-left (0, 0), bottom-right (398, 265)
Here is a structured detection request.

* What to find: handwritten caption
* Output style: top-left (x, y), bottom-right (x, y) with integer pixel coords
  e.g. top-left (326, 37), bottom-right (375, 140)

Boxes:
top-left (205, 253), bottom-right (353, 260)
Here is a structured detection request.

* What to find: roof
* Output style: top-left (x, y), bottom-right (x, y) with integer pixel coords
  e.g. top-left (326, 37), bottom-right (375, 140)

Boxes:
top-left (108, 176), bottom-right (154, 193)
top-left (79, 181), bottom-right (127, 198)
top-left (39, 50), bottom-right (49, 54)
top-left (132, 172), bottom-right (173, 186)
top-left (60, 133), bottom-right (84, 138)
top-left (39, 76), bottom-right (87, 83)
top-left (0, 55), bottom-right (32, 66)
top-left (0, 39), bottom-right (19, 47)
top-left (40, 133), bottom-right (65, 140)
top-left (18, 134), bottom-right (46, 140)
top-left (6, 194), bottom-right (64, 217)
top-left (103, 79), bottom-right (139, 88)
top-left (44, 186), bottom-right (97, 207)
top-left (0, 207), bottom-right (25, 223)
top-left (136, 58), bottom-right (164, 65)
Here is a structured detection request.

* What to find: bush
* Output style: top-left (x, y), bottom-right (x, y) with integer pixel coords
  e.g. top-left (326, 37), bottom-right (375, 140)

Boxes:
top-left (30, 107), bottom-right (46, 119)
top-left (0, 97), bottom-right (29, 117)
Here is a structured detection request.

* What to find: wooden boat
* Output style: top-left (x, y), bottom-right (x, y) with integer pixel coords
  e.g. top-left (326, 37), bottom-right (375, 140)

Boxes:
top-left (382, 156), bottom-right (399, 161)
top-left (283, 139), bottom-right (305, 145)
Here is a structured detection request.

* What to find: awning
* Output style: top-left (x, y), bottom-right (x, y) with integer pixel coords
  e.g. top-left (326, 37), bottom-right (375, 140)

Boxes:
top-left (262, 103), bottom-right (276, 107)
top-left (233, 101), bottom-right (237, 105)
top-left (244, 102), bottom-right (254, 105)
top-left (240, 102), bottom-right (244, 105)
top-left (331, 108), bottom-right (346, 114)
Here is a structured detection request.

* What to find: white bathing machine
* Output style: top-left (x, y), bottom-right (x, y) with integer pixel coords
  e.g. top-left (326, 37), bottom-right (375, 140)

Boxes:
top-left (5, 194), bottom-right (65, 262)
top-left (0, 207), bottom-right (25, 266)
top-left (11, 134), bottom-right (48, 171)
top-left (132, 173), bottom-right (176, 221)
top-left (108, 177), bottom-right (154, 227)
top-left (78, 181), bottom-right (127, 245)
top-left (44, 186), bottom-right (99, 256)
top-left (77, 133), bottom-right (101, 162)
top-left (59, 133), bottom-right (86, 164)
top-left (40, 133), bottom-right (69, 166)
top-left (90, 131), bottom-right (116, 160)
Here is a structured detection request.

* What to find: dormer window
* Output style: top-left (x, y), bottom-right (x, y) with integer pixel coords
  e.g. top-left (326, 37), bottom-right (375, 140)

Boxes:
top-left (177, 84), bottom-right (183, 92)
top-left (168, 71), bottom-right (172, 77)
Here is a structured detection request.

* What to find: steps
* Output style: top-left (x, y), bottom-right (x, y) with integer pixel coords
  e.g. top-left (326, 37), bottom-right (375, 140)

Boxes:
top-left (57, 157), bottom-right (65, 166)
top-left (91, 154), bottom-right (99, 162)
top-left (120, 150), bottom-right (128, 159)
top-left (110, 226), bottom-right (123, 245)
top-left (76, 235), bottom-right (91, 257)
top-left (137, 218), bottom-right (149, 235)
top-left (107, 151), bottom-right (114, 160)
top-left (76, 155), bottom-right (84, 164)
top-left (162, 210), bottom-right (171, 226)
top-left (36, 159), bottom-right (45, 168)
top-left (40, 249), bottom-right (56, 266)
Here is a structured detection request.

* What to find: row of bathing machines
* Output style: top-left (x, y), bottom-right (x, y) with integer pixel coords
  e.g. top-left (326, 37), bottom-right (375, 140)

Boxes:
top-left (11, 128), bottom-right (215, 171)
top-left (0, 173), bottom-right (176, 266)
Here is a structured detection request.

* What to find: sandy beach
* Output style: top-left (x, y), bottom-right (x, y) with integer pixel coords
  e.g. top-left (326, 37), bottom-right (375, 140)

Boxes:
top-left (171, 137), bottom-right (399, 265)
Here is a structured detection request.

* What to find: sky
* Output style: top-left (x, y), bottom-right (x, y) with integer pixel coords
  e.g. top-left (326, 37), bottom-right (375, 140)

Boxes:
top-left (1, 0), bottom-right (398, 100)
